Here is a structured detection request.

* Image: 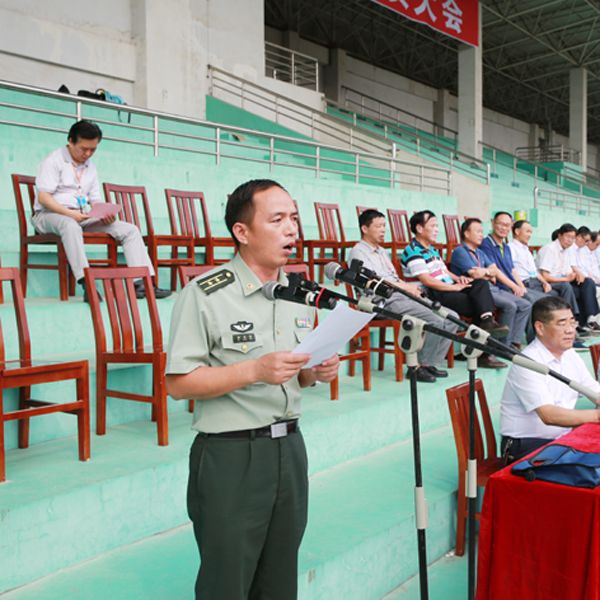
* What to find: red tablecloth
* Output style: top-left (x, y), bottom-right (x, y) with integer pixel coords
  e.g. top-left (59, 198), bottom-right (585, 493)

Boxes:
top-left (477, 424), bottom-right (600, 600)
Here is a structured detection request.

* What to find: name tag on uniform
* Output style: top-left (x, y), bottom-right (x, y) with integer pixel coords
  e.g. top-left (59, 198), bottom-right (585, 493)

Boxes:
top-left (233, 333), bottom-right (256, 344)
top-left (295, 317), bottom-right (312, 329)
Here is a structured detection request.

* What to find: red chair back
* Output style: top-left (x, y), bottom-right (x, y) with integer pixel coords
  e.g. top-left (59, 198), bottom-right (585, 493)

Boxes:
top-left (443, 214), bottom-right (461, 246)
top-left (356, 205), bottom-right (377, 217)
top-left (314, 202), bottom-right (346, 243)
top-left (0, 268), bottom-right (31, 367)
top-left (165, 189), bottom-right (211, 240)
top-left (387, 209), bottom-right (411, 244)
top-left (103, 183), bottom-right (155, 236)
top-left (446, 379), bottom-right (497, 466)
top-left (590, 344), bottom-right (600, 380)
top-left (12, 174), bottom-right (37, 240)
top-left (84, 267), bottom-right (163, 355)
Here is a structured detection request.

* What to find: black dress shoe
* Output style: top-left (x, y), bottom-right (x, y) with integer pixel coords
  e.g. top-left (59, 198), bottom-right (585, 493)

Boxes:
top-left (134, 280), bottom-right (172, 299)
top-left (414, 366), bottom-right (436, 382)
top-left (425, 366), bottom-right (448, 378)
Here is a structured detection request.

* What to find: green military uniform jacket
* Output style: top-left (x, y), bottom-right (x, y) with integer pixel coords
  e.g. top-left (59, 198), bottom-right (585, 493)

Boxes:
top-left (166, 254), bottom-right (315, 433)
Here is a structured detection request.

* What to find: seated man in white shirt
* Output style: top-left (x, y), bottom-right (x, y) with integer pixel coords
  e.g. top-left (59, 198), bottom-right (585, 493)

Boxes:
top-left (572, 226), bottom-right (600, 303)
top-left (34, 120), bottom-right (171, 302)
top-left (536, 223), bottom-right (599, 331)
top-left (347, 209), bottom-right (459, 382)
top-left (500, 295), bottom-right (600, 463)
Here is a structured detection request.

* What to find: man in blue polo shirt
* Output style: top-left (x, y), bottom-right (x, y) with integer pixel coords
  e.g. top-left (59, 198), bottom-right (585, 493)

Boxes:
top-left (451, 217), bottom-right (530, 350)
top-left (480, 212), bottom-right (545, 303)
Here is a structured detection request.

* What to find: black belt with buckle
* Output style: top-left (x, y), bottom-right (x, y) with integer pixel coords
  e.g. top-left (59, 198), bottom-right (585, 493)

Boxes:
top-left (203, 420), bottom-right (299, 439)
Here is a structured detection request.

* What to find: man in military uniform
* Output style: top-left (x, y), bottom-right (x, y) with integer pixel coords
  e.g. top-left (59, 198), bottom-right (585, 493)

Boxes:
top-left (166, 179), bottom-right (339, 600)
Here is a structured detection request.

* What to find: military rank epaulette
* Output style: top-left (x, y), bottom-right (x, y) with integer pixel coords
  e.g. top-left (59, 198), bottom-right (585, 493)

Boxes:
top-left (197, 269), bottom-right (235, 295)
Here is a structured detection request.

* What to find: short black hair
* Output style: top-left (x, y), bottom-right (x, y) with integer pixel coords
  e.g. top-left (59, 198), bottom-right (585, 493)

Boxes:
top-left (557, 223), bottom-right (576, 236)
top-left (225, 179), bottom-right (287, 247)
top-left (358, 209), bottom-right (385, 235)
top-left (493, 211), bottom-right (512, 222)
top-left (460, 217), bottom-right (482, 241)
top-left (577, 226), bottom-right (592, 237)
top-left (512, 219), bottom-right (529, 234)
top-left (591, 231), bottom-right (599, 243)
top-left (68, 120), bottom-right (103, 143)
top-left (531, 296), bottom-right (572, 326)
top-left (410, 210), bottom-right (436, 235)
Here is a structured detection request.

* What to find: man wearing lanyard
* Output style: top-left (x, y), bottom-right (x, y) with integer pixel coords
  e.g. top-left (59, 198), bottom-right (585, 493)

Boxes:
top-left (33, 120), bottom-right (171, 302)
top-left (451, 218), bottom-right (530, 351)
top-left (348, 209), bottom-right (458, 382)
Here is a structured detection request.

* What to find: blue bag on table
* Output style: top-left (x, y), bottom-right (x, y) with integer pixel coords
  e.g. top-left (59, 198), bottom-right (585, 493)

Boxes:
top-left (511, 444), bottom-right (600, 488)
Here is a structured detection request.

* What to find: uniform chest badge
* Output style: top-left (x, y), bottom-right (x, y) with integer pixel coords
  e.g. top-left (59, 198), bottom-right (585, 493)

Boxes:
top-left (231, 321), bottom-right (254, 333)
top-left (295, 317), bottom-right (313, 329)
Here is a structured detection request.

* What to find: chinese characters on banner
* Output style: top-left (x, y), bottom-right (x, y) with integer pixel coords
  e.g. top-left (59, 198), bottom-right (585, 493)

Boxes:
top-left (372, 0), bottom-right (479, 47)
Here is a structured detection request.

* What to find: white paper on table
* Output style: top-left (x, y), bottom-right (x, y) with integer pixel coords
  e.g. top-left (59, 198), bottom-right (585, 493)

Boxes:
top-left (292, 303), bottom-right (375, 368)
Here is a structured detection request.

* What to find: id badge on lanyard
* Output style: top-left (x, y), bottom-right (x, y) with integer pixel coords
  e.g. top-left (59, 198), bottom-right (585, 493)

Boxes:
top-left (73, 165), bottom-right (89, 213)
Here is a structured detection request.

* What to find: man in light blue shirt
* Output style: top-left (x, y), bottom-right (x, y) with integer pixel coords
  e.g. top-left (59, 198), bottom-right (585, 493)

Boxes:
top-left (348, 209), bottom-right (458, 382)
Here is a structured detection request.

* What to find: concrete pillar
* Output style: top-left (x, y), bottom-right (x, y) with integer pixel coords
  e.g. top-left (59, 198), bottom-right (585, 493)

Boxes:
top-left (131, 0), bottom-right (207, 118)
top-left (457, 5), bottom-right (482, 159)
top-left (323, 48), bottom-right (347, 103)
top-left (528, 123), bottom-right (542, 148)
top-left (569, 67), bottom-right (587, 168)
top-left (434, 88), bottom-right (452, 139)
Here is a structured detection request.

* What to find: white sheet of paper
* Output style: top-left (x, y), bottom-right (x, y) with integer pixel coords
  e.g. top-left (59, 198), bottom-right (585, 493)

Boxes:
top-left (292, 303), bottom-right (375, 368)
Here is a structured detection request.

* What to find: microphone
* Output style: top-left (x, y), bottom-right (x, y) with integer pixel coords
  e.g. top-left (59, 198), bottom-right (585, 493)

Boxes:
top-left (325, 261), bottom-right (395, 299)
top-left (262, 280), bottom-right (337, 310)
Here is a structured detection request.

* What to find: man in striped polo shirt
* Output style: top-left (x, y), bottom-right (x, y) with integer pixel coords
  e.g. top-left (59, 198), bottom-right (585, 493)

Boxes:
top-left (401, 210), bottom-right (507, 368)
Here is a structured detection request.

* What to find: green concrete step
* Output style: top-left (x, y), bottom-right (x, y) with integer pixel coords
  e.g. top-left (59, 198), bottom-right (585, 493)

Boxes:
top-left (0, 362), bottom-right (506, 593)
top-left (1, 424), bottom-right (467, 600)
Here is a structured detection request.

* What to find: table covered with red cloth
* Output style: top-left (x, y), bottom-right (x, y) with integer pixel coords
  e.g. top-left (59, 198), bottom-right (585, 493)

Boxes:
top-left (477, 423), bottom-right (600, 600)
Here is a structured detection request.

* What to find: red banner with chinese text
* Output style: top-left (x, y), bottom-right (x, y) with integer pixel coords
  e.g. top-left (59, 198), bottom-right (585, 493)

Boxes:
top-left (372, 0), bottom-right (479, 47)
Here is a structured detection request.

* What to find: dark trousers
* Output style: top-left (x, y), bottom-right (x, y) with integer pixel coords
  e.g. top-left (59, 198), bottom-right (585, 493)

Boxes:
top-left (187, 431), bottom-right (308, 600)
top-left (501, 435), bottom-right (553, 464)
top-left (571, 278), bottom-right (599, 325)
top-left (429, 279), bottom-right (495, 322)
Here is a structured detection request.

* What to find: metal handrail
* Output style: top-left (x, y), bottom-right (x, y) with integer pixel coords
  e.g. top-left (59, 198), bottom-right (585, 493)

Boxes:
top-left (326, 96), bottom-right (490, 184)
top-left (209, 66), bottom-right (489, 186)
top-left (533, 186), bottom-right (600, 217)
top-left (265, 41), bottom-right (319, 91)
top-left (340, 86), bottom-right (458, 140)
top-left (515, 144), bottom-right (581, 164)
top-left (480, 140), bottom-right (600, 196)
top-left (0, 77), bottom-right (451, 195)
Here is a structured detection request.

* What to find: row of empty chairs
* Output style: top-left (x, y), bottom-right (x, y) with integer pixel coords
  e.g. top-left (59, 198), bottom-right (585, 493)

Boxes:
top-left (11, 172), bottom-right (466, 299)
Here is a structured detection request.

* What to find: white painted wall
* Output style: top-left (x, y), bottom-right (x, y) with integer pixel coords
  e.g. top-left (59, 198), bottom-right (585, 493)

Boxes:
top-left (0, 0), bottom-right (267, 119)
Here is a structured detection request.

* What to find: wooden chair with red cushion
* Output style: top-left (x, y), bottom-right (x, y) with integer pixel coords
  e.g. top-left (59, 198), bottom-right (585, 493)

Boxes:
top-left (442, 214), bottom-right (461, 263)
top-left (445, 378), bottom-right (504, 556)
top-left (13, 174), bottom-right (117, 300)
top-left (103, 183), bottom-right (194, 290)
top-left (282, 264), bottom-right (370, 400)
top-left (305, 202), bottom-right (355, 282)
top-left (84, 266), bottom-right (168, 446)
top-left (0, 267), bottom-right (90, 482)
top-left (165, 188), bottom-right (236, 277)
